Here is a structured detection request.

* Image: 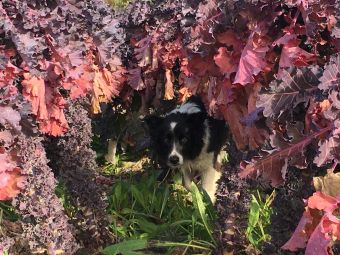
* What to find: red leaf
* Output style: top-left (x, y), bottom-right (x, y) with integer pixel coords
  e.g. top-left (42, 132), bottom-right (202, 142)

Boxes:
top-left (22, 73), bottom-right (69, 136)
top-left (179, 73), bottom-right (201, 97)
top-left (196, 0), bottom-right (219, 24)
top-left (318, 53), bottom-right (340, 91)
top-left (246, 82), bottom-right (262, 113)
top-left (0, 106), bottom-right (21, 131)
top-left (322, 213), bottom-right (340, 240)
top-left (180, 57), bottom-right (191, 76)
top-left (164, 69), bottom-right (174, 100)
top-left (135, 36), bottom-right (152, 67)
top-left (187, 0), bottom-right (221, 53)
top-left (0, 148), bottom-right (25, 201)
top-left (178, 86), bottom-right (192, 103)
top-left (214, 47), bottom-right (238, 76)
top-left (283, 192), bottom-right (340, 255)
top-left (239, 125), bottom-right (333, 186)
top-left (217, 30), bottom-right (243, 52)
top-left (159, 37), bottom-right (184, 69)
top-left (22, 73), bottom-right (48, 120)
top-left (274, 33), bottom-right (316, 78)
top-left (307, 191), bottom-right (339, 213)
top-left (91, 67), bottom-right (124, 113)
top-left (187, 54), bottom-right (220, 77)
top-left (178, 73), bottom-right (202, 103)
top-left (233, 31), bottom-right (269, 85)
top-left (282, 211), bottom-right (312, 251)
top-left (0, 168), bottom-right (25, 200)
top-left (63, 69), bottom-right (93, 99)
top-left (314, 120), bottom-right (340, 167)
top-left (127, 68), bottom-right (146, 90)
top-left (0, 150), bottom-right (15, 174)
top-left (216, 79), bottom-right (235, 106)
top-left (0, 62), bottom-right (20, 99)
top-left (305, 220), bottom-right (331, 255)
top-left (0, 130), bottom-right (14, 145)
top-left (257, 66), bottom-right (322, 118)
top-left (67, 49), bottom-right (84, 67)
top-left (219, 84), bottom-right (268, 150)
top-left (220, 102), bottom-right (248, 150)
top-left (41, 86), bottom-right (69, 136)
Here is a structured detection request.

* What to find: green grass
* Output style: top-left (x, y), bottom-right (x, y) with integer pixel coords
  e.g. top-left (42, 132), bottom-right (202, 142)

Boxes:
top-left (0, 201), bottom-right (20, 222)
top-left (92, 134), bottom-right (109, 166)
top-left (103, 170), bottom-right (217, 254)
top-left (55, 180), bottom-right (77, 218)
top-left (0, 201), bottom-right (19, 255)
top-left (246, 189), bottom-right (276, 250)
top-left (107, 0), bottom-right (132, 8)
top-left (101, 153), bottom-right (124, 175)
top-left (106, 0), bottom-right (156, 9)
top-left (90, 113), bottom-right (221, 254)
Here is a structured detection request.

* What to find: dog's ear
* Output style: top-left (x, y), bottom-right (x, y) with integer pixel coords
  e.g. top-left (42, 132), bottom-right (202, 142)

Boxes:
top-left (144, 115), bottom-right (163, 132)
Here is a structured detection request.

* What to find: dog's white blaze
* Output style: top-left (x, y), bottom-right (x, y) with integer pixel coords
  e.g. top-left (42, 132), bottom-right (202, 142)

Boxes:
top-left (170, 102), bottom-right (201, 114)
top-left (169, 141), bottom-right (183, 166)
top-left (170, 122), bottom-right (177, 130)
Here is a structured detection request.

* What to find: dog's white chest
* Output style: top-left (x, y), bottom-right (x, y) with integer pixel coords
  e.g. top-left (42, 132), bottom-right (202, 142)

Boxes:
top-left (181, 151), bottom-right (214, 173)
top-left (180, 150), bottom-right (221, 204)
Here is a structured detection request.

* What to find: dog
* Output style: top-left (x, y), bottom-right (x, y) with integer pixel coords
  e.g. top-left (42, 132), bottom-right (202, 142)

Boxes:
top-left (145, 96), bottom-right (228, 203)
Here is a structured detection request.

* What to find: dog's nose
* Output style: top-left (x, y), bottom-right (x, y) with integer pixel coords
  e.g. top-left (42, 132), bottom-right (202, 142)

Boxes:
top-left (169, 155), bottom-right (179, 165)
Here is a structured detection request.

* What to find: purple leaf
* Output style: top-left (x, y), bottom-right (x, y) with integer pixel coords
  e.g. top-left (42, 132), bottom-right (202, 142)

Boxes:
top-left (257, 67), bottom-right (322, 118)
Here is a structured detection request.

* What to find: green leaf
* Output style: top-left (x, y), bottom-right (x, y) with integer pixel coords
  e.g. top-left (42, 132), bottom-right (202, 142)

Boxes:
top-left (131, 185), bottom-right (146, 209)
top-left (112, 182), bottom-right (124, 209)
top-left (115, 182), bottom-right (122, 201)
top-left (138, 218), bottom-right (159, 235)
top-left (246, 190), bottom-right (276, 249)
top-left (152, 240), bottom-right (212, 251)
top-left (191, 183), bottom-right (216, 245)
top-left (247, 231), bottom-right (259, 246)
top-left (102, 239), bottom-right (148, 255)
top-left (247, 195), bottom-right (260, 230)
top-left (159, 185), bottom-right (169, 218)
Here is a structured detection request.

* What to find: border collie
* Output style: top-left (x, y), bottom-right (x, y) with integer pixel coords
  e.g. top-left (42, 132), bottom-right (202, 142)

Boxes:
top-left (145, 96), bottom-right (228, 203)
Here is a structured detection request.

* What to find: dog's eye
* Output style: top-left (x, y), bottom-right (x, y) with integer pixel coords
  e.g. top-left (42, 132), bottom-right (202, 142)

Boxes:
top-left (180, 136), bottom-right (188, 144)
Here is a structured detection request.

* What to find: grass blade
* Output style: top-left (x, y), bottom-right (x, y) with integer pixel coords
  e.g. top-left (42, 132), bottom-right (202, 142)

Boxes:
top-left (102, 239), bottom-right (148, 255)
top-left (152, 240), bottom-right (212, 251)
top-left (159, 185), bottom-right (169, 218)
top-left (190, 183), bottom-right (216, 246)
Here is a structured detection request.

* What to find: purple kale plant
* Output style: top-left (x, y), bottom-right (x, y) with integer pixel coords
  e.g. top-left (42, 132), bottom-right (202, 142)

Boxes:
top-left (12, 135), bottom-right (79, 254)
top-left (45, 100), bottom-right (111, 252)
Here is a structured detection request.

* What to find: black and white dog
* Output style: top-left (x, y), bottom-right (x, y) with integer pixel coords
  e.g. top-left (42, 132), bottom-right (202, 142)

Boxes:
top-left (145, 96), bottom-right (228, 203)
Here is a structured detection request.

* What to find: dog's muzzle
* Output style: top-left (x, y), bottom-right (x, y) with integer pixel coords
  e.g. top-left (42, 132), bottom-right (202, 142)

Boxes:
top-left (167, 154), bottom-right (183, 168)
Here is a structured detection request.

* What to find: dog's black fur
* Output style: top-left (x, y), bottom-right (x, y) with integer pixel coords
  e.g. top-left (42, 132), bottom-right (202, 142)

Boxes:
top-left (145, 96), bottom-right (228, 202)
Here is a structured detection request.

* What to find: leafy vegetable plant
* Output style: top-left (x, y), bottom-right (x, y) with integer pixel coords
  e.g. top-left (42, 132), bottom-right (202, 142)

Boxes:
top-left (246, 190), bottom-right (276, 249)
top-left (0, 0), bottom-right (339, 253)
top-left (282, 169), bottom-right (340, 254)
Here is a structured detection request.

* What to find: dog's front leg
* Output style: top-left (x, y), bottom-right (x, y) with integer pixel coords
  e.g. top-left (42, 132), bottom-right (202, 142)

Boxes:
top-left (201, 167), bottom-right (221, 204)
top-left (181, 168), bottom-right (192, 190)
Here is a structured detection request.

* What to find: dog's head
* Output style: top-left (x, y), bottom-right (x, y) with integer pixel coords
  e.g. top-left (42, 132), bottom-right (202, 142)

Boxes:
top-left (145, 97), bottom-right (206, 169)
